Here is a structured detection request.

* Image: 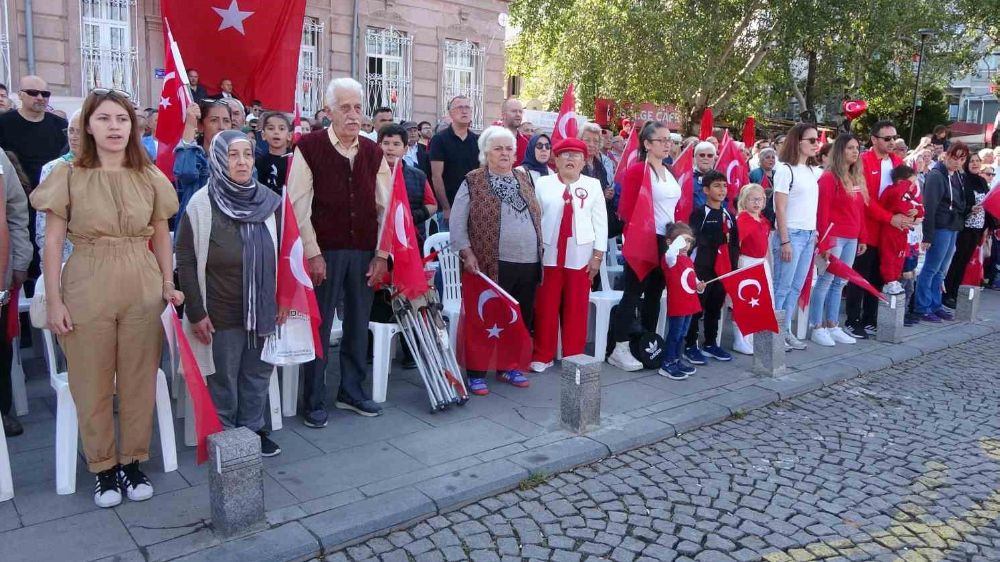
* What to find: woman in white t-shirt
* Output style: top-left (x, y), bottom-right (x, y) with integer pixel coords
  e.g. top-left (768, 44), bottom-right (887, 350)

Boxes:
top-left (770, 123), bottom-right (821, 350)
top-left (608, 121), bottom-right (681, 371)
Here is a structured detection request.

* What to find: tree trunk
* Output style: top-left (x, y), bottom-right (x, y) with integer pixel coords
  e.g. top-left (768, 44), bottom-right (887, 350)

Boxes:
top-left (805, 50), bottom-right (818, 114)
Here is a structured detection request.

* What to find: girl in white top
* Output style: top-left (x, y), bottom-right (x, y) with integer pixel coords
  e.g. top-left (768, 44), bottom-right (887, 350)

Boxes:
top-left (530, 138), bottom-right (608, 372)
top-left (608, 121), bottom-right (680, 372)
top-left (770, 123), bottom-right (821, 350)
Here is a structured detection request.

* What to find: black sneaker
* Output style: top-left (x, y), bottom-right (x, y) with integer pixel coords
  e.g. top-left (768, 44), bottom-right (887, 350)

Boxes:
top-left (846, 323), bottom-right (869, 340)
top-left (302, 409), bottom-right (328, 428)
top-left (94, 468), bottom-right (122, 508)
top-left (334, 396), bottom-right (383, 417)
top-left (2, 414), bottom-right (23, 437)
top-left (258, 431), bottom-right (281, 457)
top-left (863, 324), bottom-right (877, 336)
top-left (117, 461), bottom-right (154, 502)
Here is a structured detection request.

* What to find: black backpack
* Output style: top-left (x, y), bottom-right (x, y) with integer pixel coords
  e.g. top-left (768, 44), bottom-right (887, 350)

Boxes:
top-left (763, 163), bottom-right (795, 228)
top-left (629, 331), bottom-right (666, 370)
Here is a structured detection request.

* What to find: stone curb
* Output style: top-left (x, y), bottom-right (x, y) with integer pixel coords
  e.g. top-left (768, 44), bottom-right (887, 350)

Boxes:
top-left (182, 318), bottom-right (995, 562)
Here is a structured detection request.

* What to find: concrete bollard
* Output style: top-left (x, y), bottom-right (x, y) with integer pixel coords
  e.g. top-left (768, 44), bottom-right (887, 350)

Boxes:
top-left (955, 285), bottom-right (982, 322)
top-left (560, 355), bottom-right (602, 433)
top-left (208, 428), bottom-right (265, 538)
top-left (877, 292), bottom-right (906, 343)
top-left (752, 310), bottom-right (786, 377)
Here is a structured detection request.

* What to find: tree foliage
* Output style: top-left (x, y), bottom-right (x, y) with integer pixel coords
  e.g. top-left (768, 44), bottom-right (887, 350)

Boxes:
top-left (507, 0), bottom-right (994, 135)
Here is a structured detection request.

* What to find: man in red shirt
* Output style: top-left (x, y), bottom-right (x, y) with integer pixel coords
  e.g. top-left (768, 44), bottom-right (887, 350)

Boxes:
top-left (502, 98), bottom-right (530, 167)
top-left (844, 120), bottom-right (914, 338)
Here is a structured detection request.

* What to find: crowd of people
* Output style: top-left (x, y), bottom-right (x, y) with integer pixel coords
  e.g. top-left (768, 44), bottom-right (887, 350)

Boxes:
top-left (0, 72), bottom-right (995, 509)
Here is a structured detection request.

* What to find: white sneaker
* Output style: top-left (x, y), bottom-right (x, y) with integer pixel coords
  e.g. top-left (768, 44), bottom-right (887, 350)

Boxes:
top-left (732, 336), bottom-right (753, 355)
top-left (828, 326), bottom-right (857, 344)
top-left (607, 341), bottom-right (643, 372)
top-left (810, 327), bottom-right (835, 347)
top-left (94, 469), bottom-right (122, 508)
top-left (784, 333), bottom-right (808, 351)
top-left (529, 361), bottom-right (553, 373)
top-left (882, 281), bottom-right (904, 295)
top-left (117, 461), bottom-right (154, 502)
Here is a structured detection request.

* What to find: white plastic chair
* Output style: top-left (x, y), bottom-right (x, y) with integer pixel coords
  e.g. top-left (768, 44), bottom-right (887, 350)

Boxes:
top-left (605, 238), bottom-right (623, 288)
top-left (9, 296), bottom-right (31, 416)
top-left (369, 322), bottom-right (402, 403)
top-left (0, 414), bottom-right (11, 502)
top-left (589, 259), bottom-right (624, 360)
top-left (423, 232), bottom-right (461, 345)
top-left (41, 329), bottom-right (178, 495)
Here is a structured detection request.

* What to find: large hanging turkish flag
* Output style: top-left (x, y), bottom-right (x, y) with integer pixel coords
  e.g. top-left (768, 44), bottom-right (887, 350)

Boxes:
top-left (162, 0), bottom-right (307, 110)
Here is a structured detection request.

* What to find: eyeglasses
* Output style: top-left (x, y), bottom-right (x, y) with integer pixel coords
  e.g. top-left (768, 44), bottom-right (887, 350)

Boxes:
top-left (91, 88), bottom-right (131, 99)
top-left (559, 152), bottom-right (585, 159)
top-left (21, 89), bottom-right (51, 98)
top-left (450, 105), bottom-right (472, 111)
top-left (536, 143), bottom-right (551, 150)
top-left (801, 137), bottom-right (819, 144)
top-left (984, 172), bottom-right (996, 177)
top-left (873, 134), bottom-right (898, 142)
top-left (747, 197), bottom-right (765, 203)
top-left (647, 137), bottom-right (670, 144)
top-left (696, 153), bottom-right (715, 158)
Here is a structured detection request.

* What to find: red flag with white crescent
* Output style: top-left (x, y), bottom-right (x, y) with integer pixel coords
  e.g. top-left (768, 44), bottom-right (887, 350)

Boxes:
top-left (456, 272), bottom-right (532, 372)
top-left (550, 83), bottom-right (578, 145)
top-left (715, 137), bottom-right (750, 213)
top-left (719, 262), bottom-right (779, 335)
top-left (377, 162), bottom-right (430, 299)
top-left (622, 164), bottom-right (661, 282)
top-left (613, 124), bottom-right (641, 188)
top-left (671, 144), bottom-right (695, 224)
top-left (154, 18), bottom-right (194, 181)
top-left (276, 190), bottom-right (324, 359)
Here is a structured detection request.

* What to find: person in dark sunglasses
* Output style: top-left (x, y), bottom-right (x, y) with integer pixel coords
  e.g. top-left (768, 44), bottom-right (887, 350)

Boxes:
top-left (0, 75), bottom-right (67, 192)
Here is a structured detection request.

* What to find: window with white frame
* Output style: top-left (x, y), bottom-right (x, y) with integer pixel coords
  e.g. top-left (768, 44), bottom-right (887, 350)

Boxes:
top-left (364, 27), bottom-right (412, 120)
top-left (0, 0), bottom-right (10, 91)
top-left (80, 0), bottom-right (138, 100)
top-left (298, 17), bottom-right (325, 115)
top-left (441, 39), bottom-right (485, 131)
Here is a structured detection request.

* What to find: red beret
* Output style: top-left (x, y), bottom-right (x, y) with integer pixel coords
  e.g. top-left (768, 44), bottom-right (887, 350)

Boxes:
top-left (553, 138), bottom-right (588, 158)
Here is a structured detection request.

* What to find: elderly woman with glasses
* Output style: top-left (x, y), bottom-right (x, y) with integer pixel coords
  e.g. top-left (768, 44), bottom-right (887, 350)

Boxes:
top-left (450, 126), bottom-right (543, 395)
top-left (31, 88), bottom-right (182, 508)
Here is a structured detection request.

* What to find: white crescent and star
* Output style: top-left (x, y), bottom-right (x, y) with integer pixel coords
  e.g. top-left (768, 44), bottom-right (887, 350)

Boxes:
top-left (393, 204), bottom-right (409, 248)
top-left (737, 278), bottom-right (761, 307)
top-left (680, 268), bottom-right (697, 294)
top-left (845, 101), bottom-right (860, 113)
top-left (159, 96), bottom-right (171, 109)
top-left (288, 238), bottom-right (314, 289)
top-left (486, 324), bottom-right (503, 339)
top-left (726, 160), bottom-right (739, 184)
top-left (213, 0), bottom-right (254, 35)
top-left (477, 289), bottom-right (519, 331)
top-left (556, 112), bottom-right (577, 140)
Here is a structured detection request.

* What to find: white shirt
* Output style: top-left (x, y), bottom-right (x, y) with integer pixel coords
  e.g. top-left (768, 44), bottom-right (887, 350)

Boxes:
top-left (403, 144), bottom-right (419, 167)
top-left (650, 167), bottom-right (682, 235)
top-left (360, 130), bottom-right (378, 141)
top-left (879, 157), bottom-right (893, 196)
top-left (773, 162), bottom-right (820, 232)
top-left (534, 174), bottom-right (608, 269)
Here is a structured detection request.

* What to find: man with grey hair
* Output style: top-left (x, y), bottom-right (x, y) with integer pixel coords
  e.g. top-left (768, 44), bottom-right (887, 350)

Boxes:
top-left (430, 95), bottom-right (479, 222)
top-left (287, 77), bottom-right (392, 425)
top-left (224, 98), bottom-right (246, 130)
top-left (501, 97), bottom-right (529, 167)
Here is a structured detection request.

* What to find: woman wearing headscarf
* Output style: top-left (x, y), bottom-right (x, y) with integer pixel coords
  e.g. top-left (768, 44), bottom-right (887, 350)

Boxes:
top-left (175, 129), bottom-right (283, 457)
top-left (515, 133), bottom-right (553, 183)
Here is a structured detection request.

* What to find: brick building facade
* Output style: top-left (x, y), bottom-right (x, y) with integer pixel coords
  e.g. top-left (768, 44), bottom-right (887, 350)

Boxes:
top-left (0, 0), bottom-right (509, 128)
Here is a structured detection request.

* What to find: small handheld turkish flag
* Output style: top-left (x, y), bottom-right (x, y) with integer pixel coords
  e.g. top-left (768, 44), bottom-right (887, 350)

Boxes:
top-left (671, 144), bottom-right (695, 224)
top-left (719, 262), bottom-right (779, 335)
top-left (275, 189), bottom-right (324, 360)
top-left (714, 218), bottom-right (733, 279)
top-left (154, 18), bottom-right (193, 181)
top-left (378, 162), bottom-right (430, 299)
top-left (715, 137), bottom-right (749, 213)
top-left (826, 254), bottom-right (887, 302)
top-left (457, 273), bottom-right (531, 373)
top-left (613, 125), bottom-right (641, 189)
top-left (550, 84), bottom-right (578, 145)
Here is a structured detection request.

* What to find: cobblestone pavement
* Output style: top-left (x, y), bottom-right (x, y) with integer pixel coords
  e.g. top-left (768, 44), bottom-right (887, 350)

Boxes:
top-left (325, 334), bottom-right (1000, 562)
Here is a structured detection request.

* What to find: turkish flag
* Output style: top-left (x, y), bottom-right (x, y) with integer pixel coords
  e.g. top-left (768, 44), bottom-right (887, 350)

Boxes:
top-left (551, 83), bottom-right (578, 145)
top-left (742, 117), bottom-right (756, 147)
top-left (457, 272), bottom-right (531, 373)
top-left (826, 254), bottom-right (887, 302)
top-left (613, 124), bottom-right (641, 188)
top-left (276, 189), bottom-right (324, 360)
top-left (719, 262), bottom-right (779, 335)
top-left (699, 107), bottom-right (714, 140)
top-left (378, 162), bottom-right (430, 299)
top-left (715, 219), bottom-right (733, 278)
top-left (161, 305), bottom-right (223, 464)
top-left (671, 144), bottom-right (695, 224)
top-left (983, 186), bottom-right (1000, 220)
top-left (716, 137), bottom-right (749, 213)
top-left (797, 252), bottom-right (815, 311)
top-left (162, 0), bottom-right (307, 110)
top-left (962, 242), bottom-right (985, 286)
top-left (622, 164), bottom-right (661, 281)
top-left (154, 19), bottom-right (194, 181)
top-left (291, 103), bottom-right (303, 146)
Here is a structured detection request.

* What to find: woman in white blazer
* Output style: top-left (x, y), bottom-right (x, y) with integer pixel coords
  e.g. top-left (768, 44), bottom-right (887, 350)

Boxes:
top-left (530, 138), bottom-right (609, 372)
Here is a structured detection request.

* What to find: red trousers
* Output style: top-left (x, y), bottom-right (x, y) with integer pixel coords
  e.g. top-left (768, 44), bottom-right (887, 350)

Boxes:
top-left (532, 266), bottom-right (591, 363)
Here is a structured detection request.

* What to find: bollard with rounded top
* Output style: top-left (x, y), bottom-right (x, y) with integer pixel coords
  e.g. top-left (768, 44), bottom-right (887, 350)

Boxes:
top-left (955, 285), bottom-right (981, 322)
top-left (752, 310), bottom-right (785, 377)
top-left (208, 428), bottom-right (265, 538)
top-left (877, 291), bottom-right (905, 343)
top-left (560, 354), bottom-right (602, 433)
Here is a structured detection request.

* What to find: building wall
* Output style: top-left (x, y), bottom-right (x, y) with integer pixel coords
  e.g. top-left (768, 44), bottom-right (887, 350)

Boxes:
top-left (4, 0), bottom-right (508, 125)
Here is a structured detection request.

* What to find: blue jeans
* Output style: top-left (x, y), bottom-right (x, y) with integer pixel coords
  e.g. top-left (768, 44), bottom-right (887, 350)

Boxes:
top-left (915, 229), bottom-right (959, 314)
top-left (808, 237), bottom-right (857, 326)
top-left (771, 229), bottom-right (817, 329)
top-left (663, 315), bottom-right (692, 366)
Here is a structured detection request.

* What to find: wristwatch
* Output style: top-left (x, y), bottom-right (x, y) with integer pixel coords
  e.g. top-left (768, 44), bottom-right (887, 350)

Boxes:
top-left (0, 289), bottom-right (11, 307)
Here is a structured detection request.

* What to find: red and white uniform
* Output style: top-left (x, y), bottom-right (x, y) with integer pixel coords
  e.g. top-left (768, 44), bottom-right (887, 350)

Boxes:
top-left (663, 253), bottom-right (702, 318)
top-left (532, 174), bottom-right (608, 363)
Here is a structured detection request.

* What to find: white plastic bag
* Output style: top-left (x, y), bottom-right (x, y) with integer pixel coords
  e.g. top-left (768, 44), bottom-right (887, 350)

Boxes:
top-left (261, 312), bottom-right (316, 366)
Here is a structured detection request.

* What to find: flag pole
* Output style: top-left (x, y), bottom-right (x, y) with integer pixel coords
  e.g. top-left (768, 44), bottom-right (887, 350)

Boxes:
top-left (701, 261), bottom-right (763, 286)
top-left (475, 271), bottom-right (519, 304)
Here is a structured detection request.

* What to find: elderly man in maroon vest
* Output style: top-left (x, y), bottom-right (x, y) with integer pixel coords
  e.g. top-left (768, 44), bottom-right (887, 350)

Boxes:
top-left (287, 77), bottom-right (391, 426)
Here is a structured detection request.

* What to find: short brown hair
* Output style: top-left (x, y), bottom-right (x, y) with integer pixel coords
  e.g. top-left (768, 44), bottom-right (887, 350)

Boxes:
top-left (946, 141), bottom-right (969, 159)
top-left (76, 91), bottom-right (151, 170)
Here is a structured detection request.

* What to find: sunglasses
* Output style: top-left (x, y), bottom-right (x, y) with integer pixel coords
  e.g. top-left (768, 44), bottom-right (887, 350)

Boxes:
top-left (873, 134), bottom-right (899, 142)
top-left (696, 153), bottom-right (715, 158)
top-left (535, 143), bottom-right (551, 150)
top-left (91, 88), bottom-right (131, 100)
top-left (984, 172), bottom-right (996, 177)
top-left (801, 137), bottom-right (819, 144)
top-left (22, 89), bottom-right (51, 98)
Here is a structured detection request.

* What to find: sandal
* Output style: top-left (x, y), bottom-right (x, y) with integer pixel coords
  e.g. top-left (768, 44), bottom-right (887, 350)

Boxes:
top-left (497, 370), bottom-right (530, 388)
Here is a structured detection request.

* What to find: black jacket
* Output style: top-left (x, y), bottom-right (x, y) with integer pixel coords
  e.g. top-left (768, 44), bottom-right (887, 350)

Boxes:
top-left (922, 166), bottom-right (966, 239)
top-left (689, 205), bottom-right (739, 279)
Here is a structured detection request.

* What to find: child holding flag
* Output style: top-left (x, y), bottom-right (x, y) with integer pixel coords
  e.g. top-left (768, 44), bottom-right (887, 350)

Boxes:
top-left (660, 223), bottom-right (705, 380)
top-left (684, 170), bottom-right (738, 364)
top-left (732, 183), bottom-right (772, 354)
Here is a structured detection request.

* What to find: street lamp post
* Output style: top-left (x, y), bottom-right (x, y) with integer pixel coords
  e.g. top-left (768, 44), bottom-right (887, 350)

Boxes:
top-left (908, 29), bottom-right (935, 147)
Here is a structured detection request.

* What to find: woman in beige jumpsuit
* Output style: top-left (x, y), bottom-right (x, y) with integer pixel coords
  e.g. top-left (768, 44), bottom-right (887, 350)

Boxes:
top-left (30, 89), bottom-right (183, 508)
